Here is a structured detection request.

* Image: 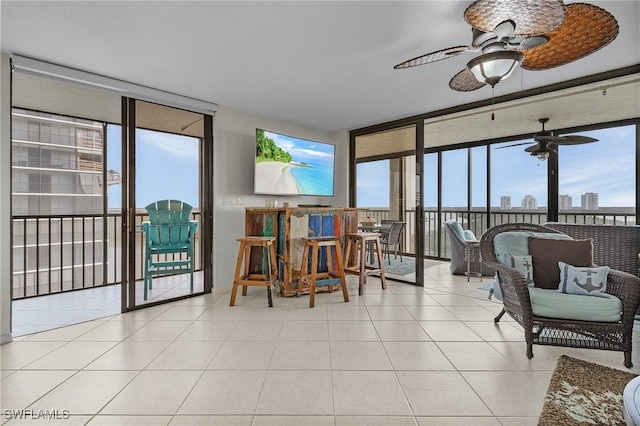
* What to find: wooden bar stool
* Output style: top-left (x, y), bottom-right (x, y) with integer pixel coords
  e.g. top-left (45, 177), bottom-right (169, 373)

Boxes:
top-left (230, 236), bottom-right (278, 307)
top-left (344, 232), bottom-right (387, 296)
top-left (298, 236), bottom-right (349, 308)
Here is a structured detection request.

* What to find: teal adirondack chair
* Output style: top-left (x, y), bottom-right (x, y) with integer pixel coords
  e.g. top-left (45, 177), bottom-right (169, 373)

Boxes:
top-left (141, 200), bottom-right (198, 300)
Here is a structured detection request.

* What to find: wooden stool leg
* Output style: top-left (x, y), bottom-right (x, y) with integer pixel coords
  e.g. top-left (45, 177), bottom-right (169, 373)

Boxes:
top-left (374, 239), bottom-right (387, 290)
top-left (344, 238), bottom-right (353, 269)
top-left (230, 241), bottom-right (245, 306)
top-left (325, 245), bottom-right (334, 293)
top-left (309, 243), bottom-right (319, 308)
top-left (333, 241), bottom-right (349, 303)
top-left (298, 242), bottom-right (310, 298)
top-left (265, 242), bottom-right (273, 308)
top-left (242, 243), bottom-right (251, 296)
top-left (358, 239), bottom-right (366, 296)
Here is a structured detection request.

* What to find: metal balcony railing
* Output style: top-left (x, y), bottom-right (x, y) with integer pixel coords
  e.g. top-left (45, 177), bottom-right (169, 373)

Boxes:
top-left (11, 211), bottom-right (202, 300)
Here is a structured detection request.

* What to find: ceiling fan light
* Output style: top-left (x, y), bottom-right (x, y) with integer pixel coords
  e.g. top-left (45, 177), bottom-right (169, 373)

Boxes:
top-left (536, 151), bottom-right (550, 161)
top-left (466, 50), bottom-right (524, 87)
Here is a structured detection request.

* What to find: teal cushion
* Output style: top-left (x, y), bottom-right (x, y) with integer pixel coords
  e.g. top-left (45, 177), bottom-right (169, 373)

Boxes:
top-left (494, 231), bottom-right (572, 263)
top-left (446, 220), bottom-right (465, 241)
top-left (463, 229), bottom-right (477, 241)
top-left (528, 287), bottom-right (622, 322)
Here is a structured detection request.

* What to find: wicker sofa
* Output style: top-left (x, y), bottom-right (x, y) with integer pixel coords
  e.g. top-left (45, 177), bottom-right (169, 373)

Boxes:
top-left (480, 223), bottom-right (640, 368)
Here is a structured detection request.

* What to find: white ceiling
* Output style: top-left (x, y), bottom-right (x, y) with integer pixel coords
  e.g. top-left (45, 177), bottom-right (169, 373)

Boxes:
top-left (1, 1), bottom-right (639, 133)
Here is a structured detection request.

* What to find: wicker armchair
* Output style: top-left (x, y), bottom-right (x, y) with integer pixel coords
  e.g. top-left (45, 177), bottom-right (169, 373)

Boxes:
top-left (480, 223), bottom-right (640, 368)
top-left (443, 221), bottom-right (494, 276)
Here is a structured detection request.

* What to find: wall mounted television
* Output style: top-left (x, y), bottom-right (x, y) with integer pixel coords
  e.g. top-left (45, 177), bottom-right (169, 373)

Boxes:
top-left (254, 128), bottom-right (335, 197)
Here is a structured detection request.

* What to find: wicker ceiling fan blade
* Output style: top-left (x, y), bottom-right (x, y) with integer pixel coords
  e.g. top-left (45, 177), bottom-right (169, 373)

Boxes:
top-left (448, 68), bottom-right (487, 92)
top-left (495, 141), bottom-right (534, 149)
top-left (394, 46), bottom-right (470, 69)
top-left (464, 0), bottom-right (566, 36)
top-left (521, 3), bottom-right (619, 71)
top-left (555, 135), bottom-right (599, 145)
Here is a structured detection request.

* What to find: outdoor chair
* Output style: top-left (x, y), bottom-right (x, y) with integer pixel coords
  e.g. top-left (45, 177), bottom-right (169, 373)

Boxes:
top-left (380, 221), bottom-right (405, 265)
top-left (443, 220), bottom-right (493, 277)
top-left (480, 222), bottom-right (640, 368)
top-left (141, 200), bottom-right (198, 300)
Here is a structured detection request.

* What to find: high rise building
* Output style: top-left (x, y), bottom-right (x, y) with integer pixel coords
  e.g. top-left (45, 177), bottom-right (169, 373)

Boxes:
top-left (521, 194), bottom-right (538, 210)
top-left (581, 192), bottom-right (599, 210)
top-left (500, 196), bottom-right (511, 209)
top-left (559, 194), bottom-right (572, 210)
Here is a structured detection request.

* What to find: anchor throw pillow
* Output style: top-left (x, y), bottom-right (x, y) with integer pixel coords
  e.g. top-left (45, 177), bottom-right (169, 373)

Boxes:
top-left (557, 261), bottom-right (609, 297)
top-left (504, 254), bottom-right (535, 287)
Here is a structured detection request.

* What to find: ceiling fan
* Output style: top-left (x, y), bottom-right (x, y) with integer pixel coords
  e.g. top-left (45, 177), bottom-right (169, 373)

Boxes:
top-left (394, 0), bottom-right (619, 92)
top-left (497, 117), bottom-right (599, 160)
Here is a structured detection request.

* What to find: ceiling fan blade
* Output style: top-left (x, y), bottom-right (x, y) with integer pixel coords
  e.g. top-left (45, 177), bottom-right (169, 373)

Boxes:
top-left (464, 0), bottom-right (565, 36)
top-left (495, 141), bottom-right (534, 149)
top-left (448, 68), bottom-right (486, 92)
top-left (522, 3), bottom-right (619, 71)
top-left (554, 135), bottom-right (599, 145)
top-left (524, 144), bottom-right (541, 153)
top-left (394, 46), bottom-right (470, 69)
top-left (493, 19), bottom-right (515, 40)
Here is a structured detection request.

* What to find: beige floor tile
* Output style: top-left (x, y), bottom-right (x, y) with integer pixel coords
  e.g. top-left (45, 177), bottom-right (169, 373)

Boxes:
top-left (86, 415), bottom-right (173, 425)
top-left (330, 341), bottom-right (392, 370)
top-left (125, 321), bottom-right (192, 341)
top-left (146, 341), bottom-right (222, 370)
top-left (332, 371), bottom-right (412, 416)
top-left (28, 370), bottom-right (138, 414)
top-left (488, 341), bottom-right (564, 371)
top-left (336, 416), bottom-right (417, 425)
top-left (0, 370), bottom-right (75, 411)
top-left (326, 304), bottom-right (371, 321)
top-left (383, 341), bottom-right (455, 370)
top-left (154, 305), bottom-right (209, 321)
top-left (374, 320), bottom-right (430, 341)
top-left (0, 342), bottom-right (65, 369)
top-left (238, 306), bottom-right (288, 321)
top-left (404, 306), bottom-right (458, 321)
top-left (464, 321), bottom-right (524, 342)
top-left (169, 415), bottom-right (252, 425)
top-left (430, 294), bottom-right (482, 306)
top-left (328, 320), bottom-right (378, 341)
top-left (444, 306), bottom-right (499, 322)
top-left (100, 371), bottom-right (201, 415)
top-left (461, 371), bottom-right (547, 417)
top-left (196, 306), bottom-right (248, 320)
top-left (366, 306), bottom-right (414, 321)
top-left (269, 341), bottom-right (330, 370)
top-left (284, 304), bottom-right (328, 321)
top-left (437, 342), bottom-right (520, 371)
top-left (226, 320), bottom-right (282, 341)
top-left (278, 320), bottom-right (328, 341)
top-left (418, 321), bottom-right (482, 341)
top-left (394, 294), bottom-right (440, 306)
top-left (178, 370), bottom-right (267, 415)
top-left (85, 341), bottom-right (171, 370)
top-left (416, 417), bottom-right (500, 425)
top-left (256, 370), bottom-right (333, 415)
top-left (208, 341), bottom-right (276, 370)
top-left (253, 415), bottom-right (334, 425)
top-left (523, 370), bottom-right (554, 389)
top-left (396, 371), bottom-right (491, 416)
top-left (74, 320), bottom-right (148, 341)
top-left (495, 417), bottom-right (540, 425)
top-left (21, 321), bottom-right (103, 341)
top-left (23, 341), bottom-right (117, 370)
top-left (176, 320), bottom-right (237, 341)
top-left (360, 293), bottom-right (402, 305)
top-left (112, 304), bottom-right (173, 322)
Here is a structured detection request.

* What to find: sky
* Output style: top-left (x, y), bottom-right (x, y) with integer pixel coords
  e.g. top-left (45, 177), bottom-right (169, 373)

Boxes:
top-left (356, 125), bottom-right (635, 209)
top-left (106, 125), bottom-right (199, 209)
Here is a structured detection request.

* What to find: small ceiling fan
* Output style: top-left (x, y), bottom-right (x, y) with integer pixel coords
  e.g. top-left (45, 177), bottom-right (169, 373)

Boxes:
top-left (497, 117), bottom-right (598, 160)
top-left (394, 0), bottom-right (619, 92)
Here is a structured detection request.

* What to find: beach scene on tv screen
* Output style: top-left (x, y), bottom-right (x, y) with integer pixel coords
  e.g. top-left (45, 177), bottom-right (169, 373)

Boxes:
top-left (255, 129), bottom-right (335, 196)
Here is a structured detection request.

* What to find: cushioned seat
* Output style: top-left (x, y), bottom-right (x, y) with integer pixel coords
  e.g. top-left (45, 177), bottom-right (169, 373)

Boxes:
top-left (529, 287), bottom-right (622, 322)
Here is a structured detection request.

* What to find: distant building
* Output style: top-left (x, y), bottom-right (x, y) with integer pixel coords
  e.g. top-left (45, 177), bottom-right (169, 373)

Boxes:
top-left (559, 194), bottom-right (572, 210)
top-left (581, 192), bottom-right (599, 210)
top-left (521, 195), bottom-right (538, 210)
top-left (500, 196), bottom-right (511, 209)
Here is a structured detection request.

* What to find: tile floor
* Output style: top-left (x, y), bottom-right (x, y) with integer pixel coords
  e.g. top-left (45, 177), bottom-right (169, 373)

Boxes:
top-left (2, 261), bottom-right (639, 425)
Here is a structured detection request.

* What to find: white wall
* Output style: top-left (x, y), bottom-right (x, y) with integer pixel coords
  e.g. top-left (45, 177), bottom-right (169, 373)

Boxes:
top-left (212, 107), bottom-right (348, 291)
top-left (1, 53), bottom-right (13, 343)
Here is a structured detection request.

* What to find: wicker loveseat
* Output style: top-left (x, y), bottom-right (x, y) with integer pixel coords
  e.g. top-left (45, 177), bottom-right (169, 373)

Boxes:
top-left (443, 220), bottom-right (494, 277)
top-left (480, 223), bottom-right (640, 368)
